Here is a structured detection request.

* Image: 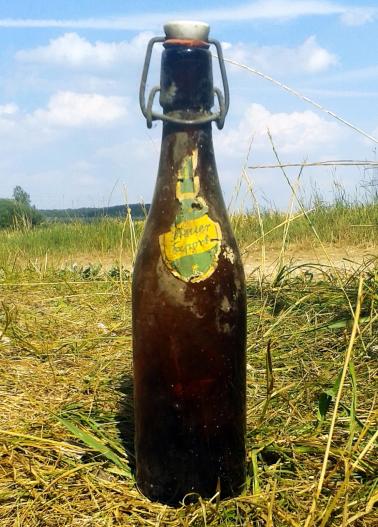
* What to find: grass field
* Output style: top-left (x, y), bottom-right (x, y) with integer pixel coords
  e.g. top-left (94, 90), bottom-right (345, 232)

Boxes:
top-left (0, 198), bottom-right (377, 268)
top-left (0, 200), bottom-right (377, 526)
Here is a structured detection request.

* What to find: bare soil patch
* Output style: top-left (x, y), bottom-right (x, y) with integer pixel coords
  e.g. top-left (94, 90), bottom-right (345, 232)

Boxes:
top-left (48, 244), bottom-right (377, 278)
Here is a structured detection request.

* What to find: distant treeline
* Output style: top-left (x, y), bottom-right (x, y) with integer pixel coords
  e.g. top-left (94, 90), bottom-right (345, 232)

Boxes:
top-left (40, 203), bottom-right (150, 222)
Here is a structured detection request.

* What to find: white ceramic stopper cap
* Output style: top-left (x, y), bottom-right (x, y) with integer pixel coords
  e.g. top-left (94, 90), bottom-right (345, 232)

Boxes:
top-left (164, 20), bottom-right (210, 41)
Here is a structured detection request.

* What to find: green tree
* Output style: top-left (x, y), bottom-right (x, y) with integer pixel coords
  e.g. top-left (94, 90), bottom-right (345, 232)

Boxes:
top-left (0, 188), bottom-right (42, 229)
top-left (13, 185), bottom-right (31, 206)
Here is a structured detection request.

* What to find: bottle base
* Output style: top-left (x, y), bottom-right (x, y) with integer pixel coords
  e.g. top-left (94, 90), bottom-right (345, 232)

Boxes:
top-left (136, 470), bottom-right (246, 506)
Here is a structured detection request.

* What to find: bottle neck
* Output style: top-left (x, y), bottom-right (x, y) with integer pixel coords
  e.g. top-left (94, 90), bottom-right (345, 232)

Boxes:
top-left (152, 45), bottom-right (220, 213)
top-left (160, 122), bottom-right (215, 174)
top-left (159, 43), bottom-right (214, 119)
top-left (148, 115), bottom-right (227, 237)
top-left (152, 120), bottom-right (224, 215)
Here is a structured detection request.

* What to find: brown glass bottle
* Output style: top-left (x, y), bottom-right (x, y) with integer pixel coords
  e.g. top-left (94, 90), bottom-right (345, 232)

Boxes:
top-left (132, 22), bottom-right (246, 505)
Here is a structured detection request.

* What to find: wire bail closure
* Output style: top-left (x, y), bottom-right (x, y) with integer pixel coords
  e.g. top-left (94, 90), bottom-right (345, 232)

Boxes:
top-left (139, 37), bottom-right (230, 129)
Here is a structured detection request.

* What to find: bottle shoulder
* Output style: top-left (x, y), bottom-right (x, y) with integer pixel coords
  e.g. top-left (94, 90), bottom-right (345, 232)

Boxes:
top-left (133, 232), bottom-right (245, 306)
top-left (134, 126), bottom-right (244, 290)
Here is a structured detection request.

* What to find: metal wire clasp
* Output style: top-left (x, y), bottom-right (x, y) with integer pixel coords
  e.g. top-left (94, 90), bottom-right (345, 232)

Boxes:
top-left (139, 37), bottom-right (229, 129)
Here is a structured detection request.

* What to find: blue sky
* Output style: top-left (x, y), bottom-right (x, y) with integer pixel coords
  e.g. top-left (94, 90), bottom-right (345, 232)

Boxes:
top-left (0, 0), bottom-right (377, 209)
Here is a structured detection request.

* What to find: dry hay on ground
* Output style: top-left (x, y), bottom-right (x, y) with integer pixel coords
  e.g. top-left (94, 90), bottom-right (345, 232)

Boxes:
top-left (0, 259), bottom-right (377, 526)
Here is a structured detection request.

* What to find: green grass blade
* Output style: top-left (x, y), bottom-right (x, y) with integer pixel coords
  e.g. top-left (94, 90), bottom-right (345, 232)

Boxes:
top-left (58, 416), bottom-right (132, 479)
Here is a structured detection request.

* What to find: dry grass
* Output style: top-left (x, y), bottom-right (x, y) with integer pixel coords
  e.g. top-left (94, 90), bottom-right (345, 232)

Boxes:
top-left (0, 255), bottom-right (377, 526)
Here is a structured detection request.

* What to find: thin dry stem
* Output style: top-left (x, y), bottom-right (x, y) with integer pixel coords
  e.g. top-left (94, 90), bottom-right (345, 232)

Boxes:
top-left (305, 275), bottom-right (365, 527)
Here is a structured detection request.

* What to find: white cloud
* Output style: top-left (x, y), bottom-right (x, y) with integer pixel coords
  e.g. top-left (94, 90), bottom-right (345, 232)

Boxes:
top-left (340, 7), bottom-right (377, 26)
top-left (0, 92), bottom-right (129, 154)
top-left (0, 103), bottom-right (20, 137)
top-left (0, 2), bottom-right (376, 29)
top-left (371, 123), bottom-right (378, 141)
top-left (96, 138), bottom-right (160, 167)
top-left (216, 103), bottom-right (343, 157)
top-left (200, 0), bottom-right (345, 21)
top-left (31, 91), bottom-right (128, 127)
top-left (0, 16), bottom-right (154, 31)
top-left (0, 103), bottom-right (19, 116)
top-left (224, 36), bottom-right (337, 75)
top-left (314, 65), bottom-right (378, 85)
top-left (303, 88), bottom-right (378, 98)
top-left (16, 32), bottom-right (153, 68)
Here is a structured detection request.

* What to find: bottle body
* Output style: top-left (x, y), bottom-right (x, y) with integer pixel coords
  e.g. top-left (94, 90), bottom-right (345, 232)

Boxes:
top-left (132, 123), bottom-right (246, 504)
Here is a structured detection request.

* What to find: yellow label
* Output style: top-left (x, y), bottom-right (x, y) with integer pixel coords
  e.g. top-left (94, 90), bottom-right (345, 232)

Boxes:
top-left (161, 214), bottom-right (220, 261)
top-left (159, 149), bottom-right (222, 283)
